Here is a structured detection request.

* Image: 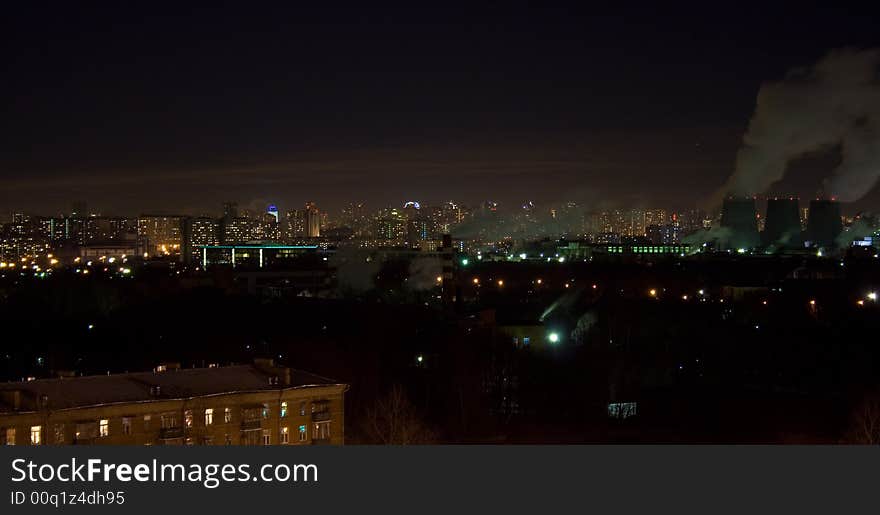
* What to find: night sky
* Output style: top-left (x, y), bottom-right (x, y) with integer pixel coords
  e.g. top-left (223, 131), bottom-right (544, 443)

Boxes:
top-left (3, 3), bottom-right (880, 216)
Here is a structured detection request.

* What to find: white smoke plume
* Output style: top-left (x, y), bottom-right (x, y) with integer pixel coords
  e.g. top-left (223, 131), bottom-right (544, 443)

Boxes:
top-left (721, 48), bottom-right (880, 202)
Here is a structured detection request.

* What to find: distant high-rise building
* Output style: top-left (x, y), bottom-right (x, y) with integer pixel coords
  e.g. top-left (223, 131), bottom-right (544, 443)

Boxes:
top-left (644, 209), bottom-right (667, 230)
top-left (285, 210), bottom-right (307, 241)
top-left (222, 217), bottom-right (253, 245)
top-left (375, 208), bottom-right (407, 246)
top-left (137, 215), bottom-right (185, 257)
top-left (305, 202), bottom-right (321, 238)
top-left (183, 217), bottom-right (219, 263)
top-left (341, 202), bottom-right (369, 237)
top-left (266, 204), bottom-right (279, 223)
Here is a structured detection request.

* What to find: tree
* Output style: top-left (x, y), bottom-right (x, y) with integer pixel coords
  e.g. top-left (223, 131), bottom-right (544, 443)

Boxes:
top-left (844, 392), bottom-right (880, 444)
top-left (361, 385), bottom-right (438, 445)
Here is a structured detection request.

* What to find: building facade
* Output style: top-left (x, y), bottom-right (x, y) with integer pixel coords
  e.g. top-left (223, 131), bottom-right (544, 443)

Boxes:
top-left (0, 360), bottom-right (347, 446)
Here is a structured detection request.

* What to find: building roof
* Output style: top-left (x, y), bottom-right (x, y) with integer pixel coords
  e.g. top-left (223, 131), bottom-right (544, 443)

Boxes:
top-left (0, 364), bottom-right (343, 414)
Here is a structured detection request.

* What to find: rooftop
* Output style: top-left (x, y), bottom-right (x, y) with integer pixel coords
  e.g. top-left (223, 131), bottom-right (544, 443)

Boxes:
top-left (0, 362), bottom-right (342, 414)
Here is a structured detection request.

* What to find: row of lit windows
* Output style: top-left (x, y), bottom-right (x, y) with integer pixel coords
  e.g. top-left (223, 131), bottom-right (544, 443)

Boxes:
top-left (2, 400), bottom-right (329, 445)
top-left (606, 246), bottom-right (689, 254)
top-left (3, 420), bottom-right (331, 446)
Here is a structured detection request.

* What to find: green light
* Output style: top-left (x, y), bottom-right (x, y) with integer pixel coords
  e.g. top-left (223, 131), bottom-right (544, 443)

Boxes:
top-left (548, 332), bottom-right (560, 343)
top-left (461, 258), bottom-right (469, 266)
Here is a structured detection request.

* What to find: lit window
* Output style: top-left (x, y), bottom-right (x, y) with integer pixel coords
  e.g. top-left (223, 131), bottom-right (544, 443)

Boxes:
top-left (262, 429), bottom-right (271, 446)
top-left (99, 419), bottom-right (109, 438)
top-left (30, 426), bottom-right (42, 445)
top-left (313, 421), bottom-right (330, 441)
top-left (224, 407), bottom-right (232, 423)
top-left (4, 428), bottom-right (15, 445)
top-left (205, 408), bottom-right (214, 426)
top-left (299, 402), bottom-right (307, 416)
top-left (281, 401), bottom-right (288, 418)
top-left (184, 410), bottom-right (193, 428)
top-left (280, 426), bottom-right (289, 444)
top-left (122, 417), bottom-right (132, 436)
top-left (262, 404), bottom-right (270, 419)
top-left (298, 425), bottom-right (307, 442)
top-left (143, 414), bottom-right (151, 430)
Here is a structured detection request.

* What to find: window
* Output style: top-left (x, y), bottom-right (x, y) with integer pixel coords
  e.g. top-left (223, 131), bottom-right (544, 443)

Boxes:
top-left (262, 404), bottom-right (269, 419)
top-left (224, 407), bottom-right (232, 423)
top-left (299, 402), bottom-right (307, 416)
top-left (75, 423), bottom-right (97, 441)
top-left (184, 410), bottom-right (193, 428)
top-left (298, 425), bottom-right (307, 442)
top-left (313, 421), bottom-right (331, 441)
top-left (225, 434), bottom-right (232, 445)
top-left (99, 419), bottom-right (109, 437)
top-left (5, 428), bottom-right (15, 445)
top-left (205, 408), bottom-right (214, 426)
top-left (30, 426), bottom-right (42, 445)
top-left (280, 426), bottom-right (289, 444)
top-left (122, 417), bottom-right (132, 436)
top-left (523, 337), bottom-right (530, 346)
top-left (281, 401), bottom-right (288, 418)
top-left (161, 414), bottom-right (178, 429)
top-left (143, 414), bottom-right (151, 430)
top-left (53, 424), bottom-right (64, 444)
top-left (262, 429), bottom-right (271, 446)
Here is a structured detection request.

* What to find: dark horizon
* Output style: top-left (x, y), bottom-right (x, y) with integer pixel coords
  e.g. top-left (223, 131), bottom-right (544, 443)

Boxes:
top-left (4, 3), bottom-right (880, 215)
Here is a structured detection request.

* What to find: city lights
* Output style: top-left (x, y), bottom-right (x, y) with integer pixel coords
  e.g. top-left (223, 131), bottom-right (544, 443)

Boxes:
top-left (547, 332), bottom-right (560, 344)
top-left (649, 289), bottom-right (657, 297)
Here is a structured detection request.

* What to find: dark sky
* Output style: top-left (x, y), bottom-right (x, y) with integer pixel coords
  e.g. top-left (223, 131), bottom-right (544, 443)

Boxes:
top-left (3, 3), bottom-right (880, 216)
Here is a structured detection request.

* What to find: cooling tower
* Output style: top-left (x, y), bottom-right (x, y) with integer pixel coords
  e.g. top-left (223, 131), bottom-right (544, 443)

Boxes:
top-left (806, 200), bottom-right (843, 248)
top-left (762, 198), bottom-right (802, 248)
top-left (720, 198), bottom-right (759, 249)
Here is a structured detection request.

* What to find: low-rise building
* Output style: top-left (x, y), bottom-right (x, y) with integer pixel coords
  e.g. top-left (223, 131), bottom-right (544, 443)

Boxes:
top-left (0, 360), bottom-right (347, 446)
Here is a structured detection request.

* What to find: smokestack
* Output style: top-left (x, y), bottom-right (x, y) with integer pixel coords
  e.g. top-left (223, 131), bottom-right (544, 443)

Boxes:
top-left (721, 198), bottom-right (760, 249)
top-left (806, 199), bottom-right (843, 248)
top-left (762, 198), bottom-right (802, 248)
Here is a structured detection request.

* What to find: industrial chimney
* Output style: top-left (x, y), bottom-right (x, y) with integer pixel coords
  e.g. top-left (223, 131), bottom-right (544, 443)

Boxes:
top-left (762, 198), bottom-right (802, 249)
top-left (806, 199), bottom-right (843, 248)
top-left (720, 198), bottom-right (760, 249)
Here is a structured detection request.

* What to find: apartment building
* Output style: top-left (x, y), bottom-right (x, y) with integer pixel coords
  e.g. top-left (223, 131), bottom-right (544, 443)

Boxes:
top-left (0, 359), bottom-right (347, 446)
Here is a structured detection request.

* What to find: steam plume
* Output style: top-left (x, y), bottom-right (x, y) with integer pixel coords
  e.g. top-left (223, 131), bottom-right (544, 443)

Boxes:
top-left (720, 48), bottom-right (880, 202)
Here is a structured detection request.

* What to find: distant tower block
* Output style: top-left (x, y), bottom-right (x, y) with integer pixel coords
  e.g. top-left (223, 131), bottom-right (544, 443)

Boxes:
top-left (762, 198), bottom-right (802, 248)
top-left (806, 199), bottom-right (843, 248)
top-left (721, 198), bottom-right (759, 249)
top-left (441, 234), bottom-right (454, 305)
